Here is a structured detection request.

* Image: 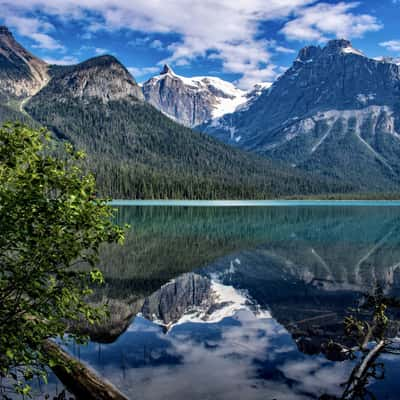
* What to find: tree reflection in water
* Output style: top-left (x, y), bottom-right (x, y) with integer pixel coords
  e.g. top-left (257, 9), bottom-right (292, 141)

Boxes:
top-left (321, 286), bottom-right (400, 400)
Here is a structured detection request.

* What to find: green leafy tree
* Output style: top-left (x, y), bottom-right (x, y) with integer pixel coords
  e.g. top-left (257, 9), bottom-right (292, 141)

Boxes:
top-left (0, 123), bottom-right (124, 396)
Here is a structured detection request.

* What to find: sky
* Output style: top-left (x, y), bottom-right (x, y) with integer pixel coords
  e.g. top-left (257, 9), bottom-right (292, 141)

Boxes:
top-left (1, 0), bottom-right (399, 89)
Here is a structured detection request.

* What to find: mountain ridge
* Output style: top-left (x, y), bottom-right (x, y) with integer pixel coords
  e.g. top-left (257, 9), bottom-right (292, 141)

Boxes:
top-left (201, 39), bottom-right (400, 191)
top-left (45, 55), bottom-right (144, 103)
top-left (0, 26), bottom-right (349, 199)
top-left (142, 64), bottom-right (269, 127)
top-left (0, 26), bottom-right (49, 101)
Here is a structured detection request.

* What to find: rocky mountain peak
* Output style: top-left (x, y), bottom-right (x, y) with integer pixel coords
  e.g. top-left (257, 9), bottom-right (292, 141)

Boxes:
top-left (0, 26), bottom-right (38, 58)
top-left (295, 39), bottom-right (364, 65)
top-left (326, 38), bottom-right (352, 50)
top-left (161, 64), bottom-right (174, 75)
top-left (0, 25), bottom-right (27, 53)
top-left (0, 28), bottom-right (145, 103)
top-left (0, 26), bottom-right (12, 37)
top-left (41, 55), bottom-right (144, 103)
top-left (203, 38), bottom-right (400, 191)
top-left (324, 39), bottom-right (364, 56)
top-left (81, 54), bottom-right (118, 67)
top-left (296, 45), bottom-right (321, 62)
top-left (142, 66), bottom-right (252, 127)
top-left (0, 26), bottom-right (49, 100)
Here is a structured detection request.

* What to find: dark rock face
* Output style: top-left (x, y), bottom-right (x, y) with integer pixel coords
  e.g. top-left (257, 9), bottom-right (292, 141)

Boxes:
top-left (0, 26), bottom-right (143, 105)
top-left (0, 25), bottom-right (48, 100)
top-left (142, 65), bottom-right (247, 127)
top-left (141, 273), bottom-right (211, 325)
top-left (203, 39), bottom-right (400, 190)
top-left (160, 64), bottom-right (173, 75)
top-left (42, 55), bottom-right (144, 103)
top-left (0, 26), bottom-right (11, 35)
top-left (143, 67), bottom-right (212, 126)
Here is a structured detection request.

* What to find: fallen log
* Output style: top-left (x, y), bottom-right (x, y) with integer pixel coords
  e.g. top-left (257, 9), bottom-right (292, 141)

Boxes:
top-left (341, 339), bottom-right (386, 400)
top-left (42, 339), bottom-right (128, 400)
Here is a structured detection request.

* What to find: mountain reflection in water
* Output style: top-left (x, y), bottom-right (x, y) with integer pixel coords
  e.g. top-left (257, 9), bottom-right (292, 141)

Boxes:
top-left (61, 206), bottom-right (400, 399)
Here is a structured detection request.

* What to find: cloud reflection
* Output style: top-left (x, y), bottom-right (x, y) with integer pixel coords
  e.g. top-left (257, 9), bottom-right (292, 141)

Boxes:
top-left (73, 309), bottom-right (354, 400)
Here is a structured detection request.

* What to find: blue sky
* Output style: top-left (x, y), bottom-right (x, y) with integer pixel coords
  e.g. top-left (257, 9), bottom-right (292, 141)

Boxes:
top-left (1, 0), bottom-right (399, 89)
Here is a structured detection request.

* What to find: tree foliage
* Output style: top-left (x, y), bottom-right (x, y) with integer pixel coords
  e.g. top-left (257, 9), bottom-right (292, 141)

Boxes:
top-left (0, 123), bottom-right (124, 396)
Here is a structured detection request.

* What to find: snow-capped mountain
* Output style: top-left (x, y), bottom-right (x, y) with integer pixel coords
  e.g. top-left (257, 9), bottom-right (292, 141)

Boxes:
top-left (202, 39), bottom-right (400, 191)
top-left (140, 272), bottom-right (270, 330)
top-left (142, 64), bottom-right (269, 127)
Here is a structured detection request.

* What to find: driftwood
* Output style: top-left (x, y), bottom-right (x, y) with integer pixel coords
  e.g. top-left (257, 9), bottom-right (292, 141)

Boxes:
top-left (42, 340), bottom-right (128, 400)
top-left (338, 288), bottom-right (398, 400)
top-left (341, 339), bottom-right (386, 400)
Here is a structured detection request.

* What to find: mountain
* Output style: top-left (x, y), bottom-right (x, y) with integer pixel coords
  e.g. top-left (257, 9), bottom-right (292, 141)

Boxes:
top-left (0, 26), bottom-right (48, 101)
top-left (0, 26), bottom-right (349, 199)
top-left (46, 56), bottom-right (144, 103)
top-left (202, 39), bottom-right (400, 191)
top-left (141, 272), bottom-right (269, 330)
top-left (142, 64), bottom-right (268, 127)
top-left (26, 62), bottom-right (342, 199)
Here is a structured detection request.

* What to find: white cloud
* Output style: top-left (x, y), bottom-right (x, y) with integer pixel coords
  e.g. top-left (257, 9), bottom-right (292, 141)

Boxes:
top-left (80, 31), bottom-right (93, 40)
top-left (150, 39), bottom-right (163, 50)
top-left (127, 66), bottom-right (160, 77)
top-left (74, 311), bottom-right (357, 400)
top-left (127, 37), bottom-right (151, 47)
top-left (94, 47), bottom-right (108, 55)
top-left (379, 40), bottom-right (400, 52)
top-left (281, 2), bottom-right (382, 42)
top-left (275, 45), bottom-right (297, 54)
top-left (2, 14), bottom-right (64, 50)
top-left (0, 0), bottom-right (383, 88)
top-left (31, 32), bottom-right (64, 50)
top-left (43, 55), bottom-right (79, 65)
top-left (0, 0), bottom-right (314, 88)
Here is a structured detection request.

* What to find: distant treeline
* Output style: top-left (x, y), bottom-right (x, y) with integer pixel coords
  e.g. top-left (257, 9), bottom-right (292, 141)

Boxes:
top-left (23, 96), bottom-right (353, 199)
top-left (88, 158), bottom-right (352, 199)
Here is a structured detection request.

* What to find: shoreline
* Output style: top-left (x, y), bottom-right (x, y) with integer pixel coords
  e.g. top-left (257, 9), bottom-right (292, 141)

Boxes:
top-left (109, 199), bottom-right (400, 207)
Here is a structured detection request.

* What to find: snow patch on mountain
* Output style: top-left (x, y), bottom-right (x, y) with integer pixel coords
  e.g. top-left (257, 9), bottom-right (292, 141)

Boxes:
top-left (237, 82), bottom-right (272, 113)
top-left (267, 106), bottom-right (400, 165)
top-left (356, 93), bottom-right (376, 105)
top-left (170, 280), bottom-right (271, 328)
top-left (152, 66), bottom-right (249, 118)
top-left (374, 56), bottom-right (400, 66)
top-left (205, 81), bottom-right (272, 142)
top-left (143, 65), bottom-right (269, 126)
top-left (341, 45), bottom-right (364, 57)
top-left (209, 117), bottom-right (242, 143)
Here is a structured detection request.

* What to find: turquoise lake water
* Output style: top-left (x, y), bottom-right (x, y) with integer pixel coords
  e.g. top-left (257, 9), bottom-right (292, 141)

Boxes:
top-left (110, 199), bottom-right (400, 207)
top-left (38, 204), bottom-right (400, 399)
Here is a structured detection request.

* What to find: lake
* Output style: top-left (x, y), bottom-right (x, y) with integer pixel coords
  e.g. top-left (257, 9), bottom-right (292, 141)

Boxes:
top-left (47, 203), bottom-right (400, 399)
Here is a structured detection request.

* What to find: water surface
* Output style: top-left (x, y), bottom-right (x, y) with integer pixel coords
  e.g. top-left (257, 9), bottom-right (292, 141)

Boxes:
top-left (51, 205), bottom-right (400, 399)
top-left (110, 199), bottom-right (400, 207)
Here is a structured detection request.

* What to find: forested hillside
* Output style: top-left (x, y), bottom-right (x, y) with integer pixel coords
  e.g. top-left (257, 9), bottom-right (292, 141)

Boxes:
top-left (0, 26), bottom-right (354, 199)
top-left (202, 40), bottom-right (400, 192)
top-left (25, 93), bottom-right (350, 199)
